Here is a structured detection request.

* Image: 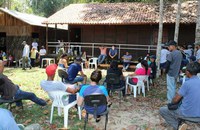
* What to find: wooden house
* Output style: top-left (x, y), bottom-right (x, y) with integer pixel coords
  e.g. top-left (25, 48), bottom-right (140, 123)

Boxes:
top-left (0, 8), bottom-right (68, 60)
top-left (44, 1), bottom-right (197, 59)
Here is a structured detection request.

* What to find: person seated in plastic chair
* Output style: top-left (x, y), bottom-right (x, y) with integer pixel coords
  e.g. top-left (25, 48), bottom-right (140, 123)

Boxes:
top-left (122, 51), bottom-right (132, 71)
top-left (40, 64), bottom-right (80, 104)
top-left (106, 60), bottom-right (126, 97)
top-left (128, 60), bottom-right (151, 85)
top-left (77, 70), bottom-right (109, 122)
top-left (0, 60), bottom-right (46, 108)
top-left (159, 62), bottom-right (200, 130)
top-left (65, 56), bottom-right (87, 84)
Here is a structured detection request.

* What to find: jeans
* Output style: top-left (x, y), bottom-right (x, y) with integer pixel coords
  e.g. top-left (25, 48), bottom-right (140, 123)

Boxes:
top-left (98, 54), bottom-right (106, 64)
top-left (159, 106), bottom-right (186, 130)
top-left (14, 87), bottom-right (46, 106)
top-left (123, 62), bottom-right (130, 70)
top-left (69, 95), bottom-right (76, 103)
top-left (66, 76), bottom-right (84, 84)
top-left (167, 74), bottom-right (176, 103)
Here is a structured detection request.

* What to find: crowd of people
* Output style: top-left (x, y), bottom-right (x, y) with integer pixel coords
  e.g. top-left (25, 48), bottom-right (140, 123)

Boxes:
top-left (1, 39), bottom-right (200, 130)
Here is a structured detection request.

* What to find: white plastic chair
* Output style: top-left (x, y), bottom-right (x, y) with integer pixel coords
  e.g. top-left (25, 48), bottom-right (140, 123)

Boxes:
top-left (48, 91), bottom-right (81, 128)
top-left (125, 75), bottom-right (148, 98)
top-left (88, 57), bottom-right (98, 69)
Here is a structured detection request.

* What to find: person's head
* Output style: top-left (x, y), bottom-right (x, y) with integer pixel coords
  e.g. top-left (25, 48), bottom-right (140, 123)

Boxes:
top-left (126, 52), bottom-right (129, 55)
top-left (194, 42), bottom-right (200, 50)
top-left (61, 53), bottom-right (68, 59)
top-left (141, 60), bottom-right (148, 74)
top-left (45, 64), bottom-right (57, 79)
top-left (186, 62), bottom-right (200, 78)
top-left (110, 60), bottom-right (118, 69)
top-left (41, 46), bottom-right (45, 49)
top-left (22, 41), bottom-right (26, 46)
top-left (189, 55), bottom-right (196, 63)
top-left (74, 56), bottom-right (82, 64)
top-left (90, 70), bottom-right (102, 84)
top-left (138, 57), bottom-right (143, 63)
top-left (0, 60), bottom-right (4, 74)
top-left (150, 55), bottom-right (156, 62)
top-left (166, 40), bottom-right (177, 51)
top-left (112, 45), bottom-right (115, 50)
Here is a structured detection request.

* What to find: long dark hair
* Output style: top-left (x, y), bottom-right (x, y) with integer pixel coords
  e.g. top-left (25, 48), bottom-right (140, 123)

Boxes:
top-left (141, 60), bottom-right (148, 75)
top-left (110, 60), bottom-right (118, 70)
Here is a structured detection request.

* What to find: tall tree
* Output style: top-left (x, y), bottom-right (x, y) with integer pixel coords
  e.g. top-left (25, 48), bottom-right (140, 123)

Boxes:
top-left (156, 0), bottom-right (164, 77)
top-left (174, 0), bottom-right (181, 43)
top-left (195, 0), bottom-right (200, 43)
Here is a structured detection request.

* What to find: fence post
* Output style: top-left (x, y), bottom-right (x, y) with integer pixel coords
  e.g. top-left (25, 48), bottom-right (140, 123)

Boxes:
top-left (92, 43), bottom-right (94, 57)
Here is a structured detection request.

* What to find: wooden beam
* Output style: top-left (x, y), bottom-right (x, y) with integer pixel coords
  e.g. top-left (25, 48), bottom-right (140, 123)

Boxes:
top-left (46, 24), bottom-right (48, 52)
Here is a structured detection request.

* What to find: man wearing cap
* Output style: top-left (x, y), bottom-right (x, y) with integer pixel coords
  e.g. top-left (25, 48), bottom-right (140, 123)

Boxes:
top-left (39, 46), bottom-right (47, 68)
top-left (194, 42), bottom-right (200, 63)
top-left (22, 41), bottom-right (31, 70)
top-left (65, 56), bottom-right (87, 84)
top-left (165, 40), bottom-right (182, 103)
top-left (0, 60), bottom-right (46, 107)
top-left (40, 64), bottom-right (80, 103)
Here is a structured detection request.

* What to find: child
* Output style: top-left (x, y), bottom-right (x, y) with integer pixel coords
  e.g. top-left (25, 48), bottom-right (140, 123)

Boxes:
top-left (149, 55), bottom-right (157, 86)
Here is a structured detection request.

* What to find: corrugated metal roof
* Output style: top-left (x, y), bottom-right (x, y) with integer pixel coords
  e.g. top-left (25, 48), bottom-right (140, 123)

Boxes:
top-left (0, 8), bottom-right (68, 30)
top-left (44, 1), bottom-right (197, 25)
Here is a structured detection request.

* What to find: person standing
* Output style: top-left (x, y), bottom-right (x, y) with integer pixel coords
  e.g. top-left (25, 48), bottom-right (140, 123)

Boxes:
top-left (98, 45), bottom-right (107, 64)
top-left (22, 41), bottom-right (31, 70)
top-left (39, 46), bottom-right (47, 68)
top-left (122, 52), bottom-right (132, 71)
top-left (30, 47), bottom-right (38, 67)
top-left (108, 45), bottom-right (118, 62)
top-left (32, 40), bottom-right (38, 50)
top-left (160, 45), bottom-right (170, 76)
top-left (165, 40), bottom-right (182, 103)
top-left (194, 42), bottom-right (200, 63)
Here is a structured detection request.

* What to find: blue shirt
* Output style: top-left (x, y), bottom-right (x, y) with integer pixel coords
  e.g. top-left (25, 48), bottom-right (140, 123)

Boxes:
top-left (109, 49), bottom-right (117, 57)
top-left (79, 85), bottom-right (108, 114)
top-left (178, 76), bottom-right (200, 117)
top-left (0, 108), bottom-right (19, 130)
top-left (67, 63), bottom-right (82, 81)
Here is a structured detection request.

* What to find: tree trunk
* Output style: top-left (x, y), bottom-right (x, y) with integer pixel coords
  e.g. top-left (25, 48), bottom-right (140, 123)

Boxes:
top-left (156, 0), bottom-right (164, 77)
top-left (195, 0), bottom-right (200, 43)
top-left (174, 0), bottom-right (181, 43)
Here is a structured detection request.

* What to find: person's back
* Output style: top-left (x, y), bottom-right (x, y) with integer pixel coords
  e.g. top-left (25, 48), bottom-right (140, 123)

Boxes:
top-left (179, 76), bottom-right (200, 117)
top-left (167, 49), bottom-right (182, 77)
top-left (160, 48), bottom-right (170, 64)
top-left (67, 63), bottom-right (81, 81)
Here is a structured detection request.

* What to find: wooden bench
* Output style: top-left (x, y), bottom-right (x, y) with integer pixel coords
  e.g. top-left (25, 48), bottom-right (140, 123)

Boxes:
top-left (0, 98), bottom-right (23, 110)
top-left (98, 64), bottom-right (136, 70)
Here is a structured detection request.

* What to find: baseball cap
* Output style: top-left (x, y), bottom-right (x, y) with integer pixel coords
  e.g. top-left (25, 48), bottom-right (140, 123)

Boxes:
top-left (45, 64), bottom-right (57, 76)
top-left (22, 41), bottom-right (26, 45)
top-left (165, 40), bottom-right (177, 46)
top-left (150, 55), bottom-right (156, 59)
top-left (75, 56), bottom-right (82, 62)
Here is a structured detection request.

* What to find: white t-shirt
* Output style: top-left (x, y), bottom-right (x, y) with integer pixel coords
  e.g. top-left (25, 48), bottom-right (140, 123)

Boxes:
top-left (40, 80), bottom-right (76, 105)
top-left (32, 42), bottom-right (38, 49)
top-left (160, 49), bottom-right (170, 63)
top-left (135, 63), bottom-right (142, 70)
top-left (196, 49), bottom-right (200, 60)
top-left (22, 44), bottom-right (30, 57)
top-left (39, 49), bottom-right (46, 56)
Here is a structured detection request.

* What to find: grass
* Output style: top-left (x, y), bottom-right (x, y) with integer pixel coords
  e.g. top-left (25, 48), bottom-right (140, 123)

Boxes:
top-left (1, 67), bottom-right (170, 129)
top-left (1, 67), bottom-right (95, 130)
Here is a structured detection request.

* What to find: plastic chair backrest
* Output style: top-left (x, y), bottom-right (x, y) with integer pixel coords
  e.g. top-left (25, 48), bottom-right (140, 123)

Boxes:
top-left (84, 94), bottom-right (107, 107)
top-left (89, 58), bottom-right (98, 64)
top-left (48, 91), bottom-right (70, 107)
top-left (106, 73), bottom-right (120, 85)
